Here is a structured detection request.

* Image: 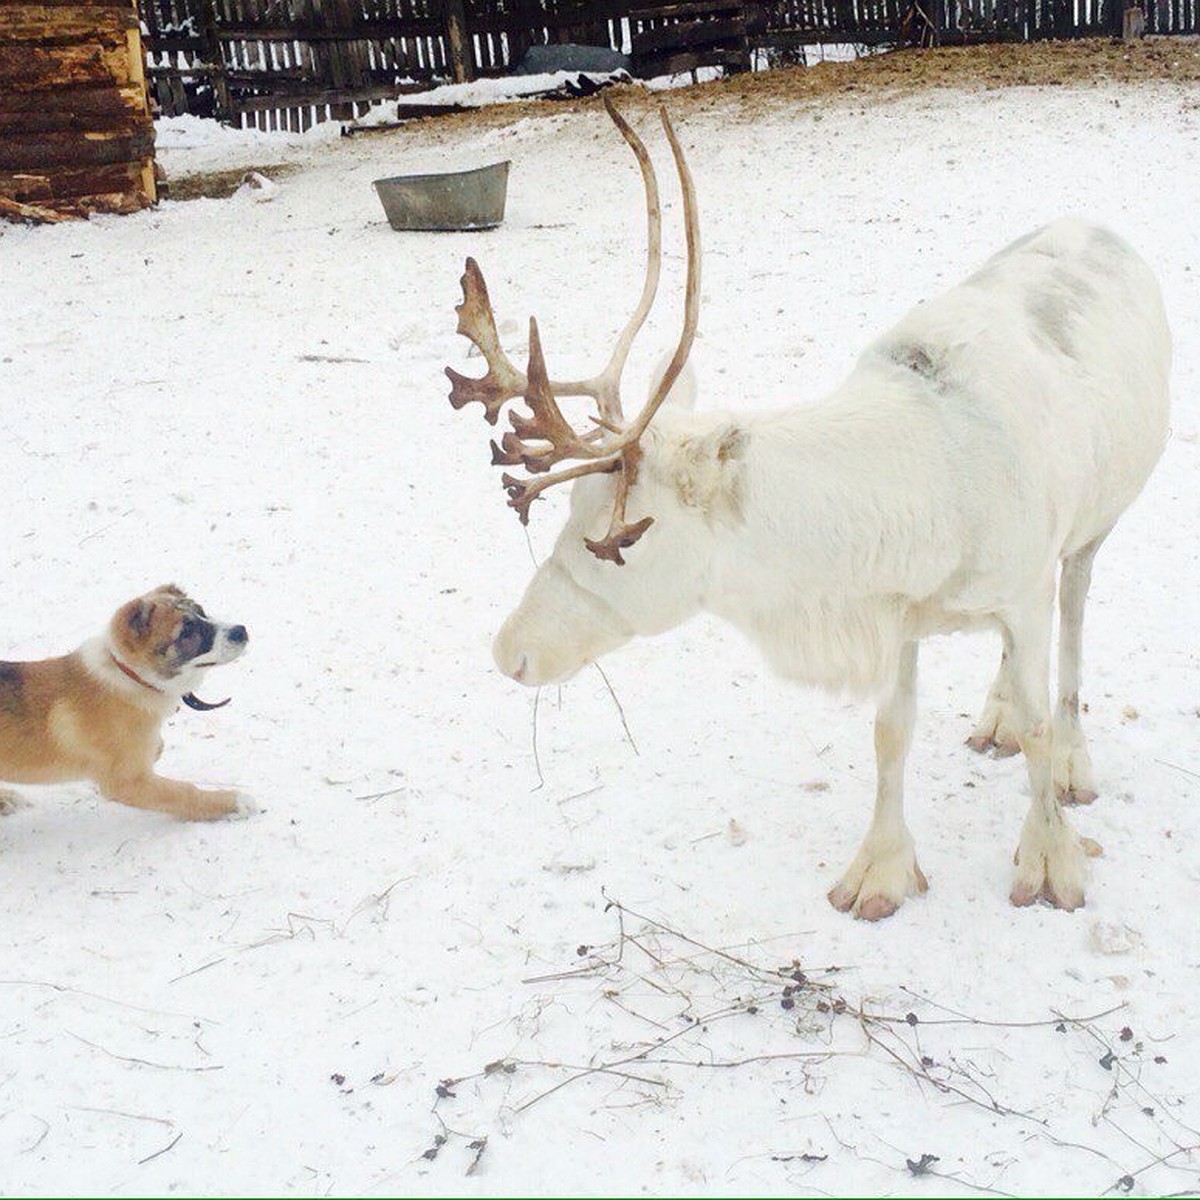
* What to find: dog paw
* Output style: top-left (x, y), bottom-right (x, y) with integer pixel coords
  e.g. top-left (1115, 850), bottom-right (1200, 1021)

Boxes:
top-left (183, 787), bottom-right (242, 821)
top-left (227, 793), bottom-right (259, 821)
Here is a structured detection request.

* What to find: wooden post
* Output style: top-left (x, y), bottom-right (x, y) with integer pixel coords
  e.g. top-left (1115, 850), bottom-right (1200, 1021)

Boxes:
top-left (194, 0), bottom-right (231, 122)
top-left (507, 0), bottom-right (538, 68)
top-left (443, 0), bottom-right (475, 83)
top-left (927, 0), bottom-right (945, 43)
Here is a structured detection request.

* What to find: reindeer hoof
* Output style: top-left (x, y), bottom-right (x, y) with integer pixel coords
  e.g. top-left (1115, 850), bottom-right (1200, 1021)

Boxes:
top-left (1059, 787), bottom-right (1098, 806)
top-left (1010, 878), bottom-right (1084, 911)
top-left (966, 732), bottom-right (1020, 758)
top-left (856, 895), bottom-right (899, 922)
top-left (827, 859), bottom-right (927, 920)
top-left (1011, 841), bottom-right (1086, 911)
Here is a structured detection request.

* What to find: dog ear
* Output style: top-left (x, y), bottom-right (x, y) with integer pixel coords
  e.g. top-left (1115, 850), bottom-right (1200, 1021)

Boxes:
top-left (155, 583), bottom-right (186, 599)
top-left (126, 599), bottom-right (154, 636)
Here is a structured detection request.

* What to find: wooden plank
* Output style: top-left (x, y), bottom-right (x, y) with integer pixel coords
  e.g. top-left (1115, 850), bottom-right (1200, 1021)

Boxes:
top-left (0, 129), bottom-right (155, 171)
top-left (125, 23), bottom-right (147, 90)
top-left (142, 35), bottom-right (210, 53)
top-left (0, 195), bottom-right (75, 224)
top-left (0, 172), bottom-right (52, 201)
top-left (5, 0), bottom-right (135, 6)
top-left (752, 26), bottom-right (899, 42)
top-left (208, 19), bottom-right (441, 40)
top-left (443, 0), bottom-right (475, 82)
top-left (230, 81), bottom-right (402, 110)
top-left (629, 1), bottom-right (741, 16)
top-left (632, 15), bottom-right (746, 52)
top-left (10, 0), bottom-right (137, 7)
top-left (223, 66), bottom-right (322, 83)
top-left (0, 39), bottom-right (138, 90)
top-left (0, 160), bottom-right (147, 201)
top-left (0, 107), bottom-right (148, 135)
top-left (0, 81), bottom-right (148, 120)
top-left (635, 45), bottom-right (750, 74)
top-left (145, 62), bottom-right (221, 77)
top-left (0, 4), bottom-right (137, 41)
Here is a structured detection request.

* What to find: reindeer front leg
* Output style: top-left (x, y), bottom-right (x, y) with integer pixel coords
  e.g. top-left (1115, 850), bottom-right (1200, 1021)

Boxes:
top-left (828, 641), bottom-right (928, 920)
top-left (98, 771), bottom-right (240, 822)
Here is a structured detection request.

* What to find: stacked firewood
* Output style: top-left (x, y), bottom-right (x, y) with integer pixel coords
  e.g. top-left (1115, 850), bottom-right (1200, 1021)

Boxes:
top-left (0, 1), bottom-right (157, 222)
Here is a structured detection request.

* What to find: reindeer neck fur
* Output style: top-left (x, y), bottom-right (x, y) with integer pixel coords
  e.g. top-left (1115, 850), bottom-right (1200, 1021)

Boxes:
top-left (639, 367), bottom-right (979, 699)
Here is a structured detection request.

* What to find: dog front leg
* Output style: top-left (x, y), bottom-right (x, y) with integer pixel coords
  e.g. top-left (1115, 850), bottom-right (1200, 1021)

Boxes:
top-left (98, 772), bottom-right (239, 821)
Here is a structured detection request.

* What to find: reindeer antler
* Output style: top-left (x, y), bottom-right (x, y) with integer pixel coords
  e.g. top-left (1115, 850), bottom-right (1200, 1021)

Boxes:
top-left (444, 100), bottom-right (701, 565)
top-left (446, 258), bottom-right (525, 426)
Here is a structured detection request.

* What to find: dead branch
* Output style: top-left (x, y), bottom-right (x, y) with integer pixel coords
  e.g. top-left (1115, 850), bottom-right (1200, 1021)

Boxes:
top-left (592, 661), bottom-right (639, 755)
top-left (430, 894), bottom-right (1192, 1193)
top-left (138, 1131), bottom-right (184, 1165)
top-left (19, 1117), bottom-right (49, 1155)
top-left (0, 977), bottom-right (210, 1021)
top-left (71, 1106), bottom-right (174, 1127)
top-left (902, 985), bottom-right (1127, 1029)
top-left (67, 1032), bottom-right (223, 1073)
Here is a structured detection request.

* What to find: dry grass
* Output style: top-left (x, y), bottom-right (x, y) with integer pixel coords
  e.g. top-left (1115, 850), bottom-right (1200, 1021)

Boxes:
top-left (725, 34), bottom-right (1200, 100)
top-left (427, 34), bottom-right (1200, 133)
top-left (164, 163), bottom-right (304, 202)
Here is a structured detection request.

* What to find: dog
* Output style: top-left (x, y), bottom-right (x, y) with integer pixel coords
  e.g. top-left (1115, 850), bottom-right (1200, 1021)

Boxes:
top-left (0, 584), bottom-right (249, 822)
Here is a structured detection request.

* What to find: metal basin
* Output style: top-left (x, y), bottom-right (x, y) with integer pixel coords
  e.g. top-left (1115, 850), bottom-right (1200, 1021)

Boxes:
top-left (373, 160), bottom-right (510, 232)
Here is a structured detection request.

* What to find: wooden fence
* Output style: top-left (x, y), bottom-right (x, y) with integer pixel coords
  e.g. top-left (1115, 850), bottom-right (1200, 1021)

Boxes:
top-left (139, 0), bottom-right (1200, 129)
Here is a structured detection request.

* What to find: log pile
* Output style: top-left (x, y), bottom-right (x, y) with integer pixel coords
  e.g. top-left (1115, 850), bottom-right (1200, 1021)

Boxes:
top-left (0, 1), bottom-right (157, 222)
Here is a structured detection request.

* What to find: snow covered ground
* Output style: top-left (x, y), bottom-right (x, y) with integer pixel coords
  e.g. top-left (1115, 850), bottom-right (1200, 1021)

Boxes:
top-left (1, 72), bottom-right (1198, 1197)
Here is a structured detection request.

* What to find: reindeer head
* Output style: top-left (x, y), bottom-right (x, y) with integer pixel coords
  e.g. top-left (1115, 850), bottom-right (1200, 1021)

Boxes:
top-left (446, 100), bottom-right (709, 685)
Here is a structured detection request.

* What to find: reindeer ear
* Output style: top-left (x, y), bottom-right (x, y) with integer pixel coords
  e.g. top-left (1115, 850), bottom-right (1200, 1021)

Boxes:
top-left (668, 423), bottom-right (745, 518)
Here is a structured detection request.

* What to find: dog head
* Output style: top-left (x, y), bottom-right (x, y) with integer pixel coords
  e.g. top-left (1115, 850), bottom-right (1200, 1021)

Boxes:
top-left (109, 584), bottom-right (248, 703)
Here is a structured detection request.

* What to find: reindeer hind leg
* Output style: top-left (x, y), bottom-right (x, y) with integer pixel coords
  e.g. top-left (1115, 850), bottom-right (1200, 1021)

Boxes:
top-left (968, 627), bottom-right (1023, 758)
top-left (1003, 598), bottom-right (1087, 911)
top-left (1053, 530), bottom-right (1110, 806)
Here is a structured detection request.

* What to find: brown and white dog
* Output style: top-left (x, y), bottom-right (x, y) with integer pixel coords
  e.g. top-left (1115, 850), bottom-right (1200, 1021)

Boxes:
top-left (0, 584), bottom-right (249, 822)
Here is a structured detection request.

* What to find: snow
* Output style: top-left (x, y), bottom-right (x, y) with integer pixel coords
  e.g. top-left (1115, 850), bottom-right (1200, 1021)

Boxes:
top-left (1, 77), bottom-right (1199, 1197)
top-left (381, 71), bottom-right (631, 108)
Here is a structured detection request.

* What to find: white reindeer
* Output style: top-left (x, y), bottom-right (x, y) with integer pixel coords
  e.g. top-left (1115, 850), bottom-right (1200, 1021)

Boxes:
top-left (446, 100), bottom-right (1171, 919)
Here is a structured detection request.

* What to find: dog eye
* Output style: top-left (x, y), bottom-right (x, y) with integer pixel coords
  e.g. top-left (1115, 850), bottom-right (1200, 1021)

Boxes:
top-left (179, 618), bottom-right (198, 640)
